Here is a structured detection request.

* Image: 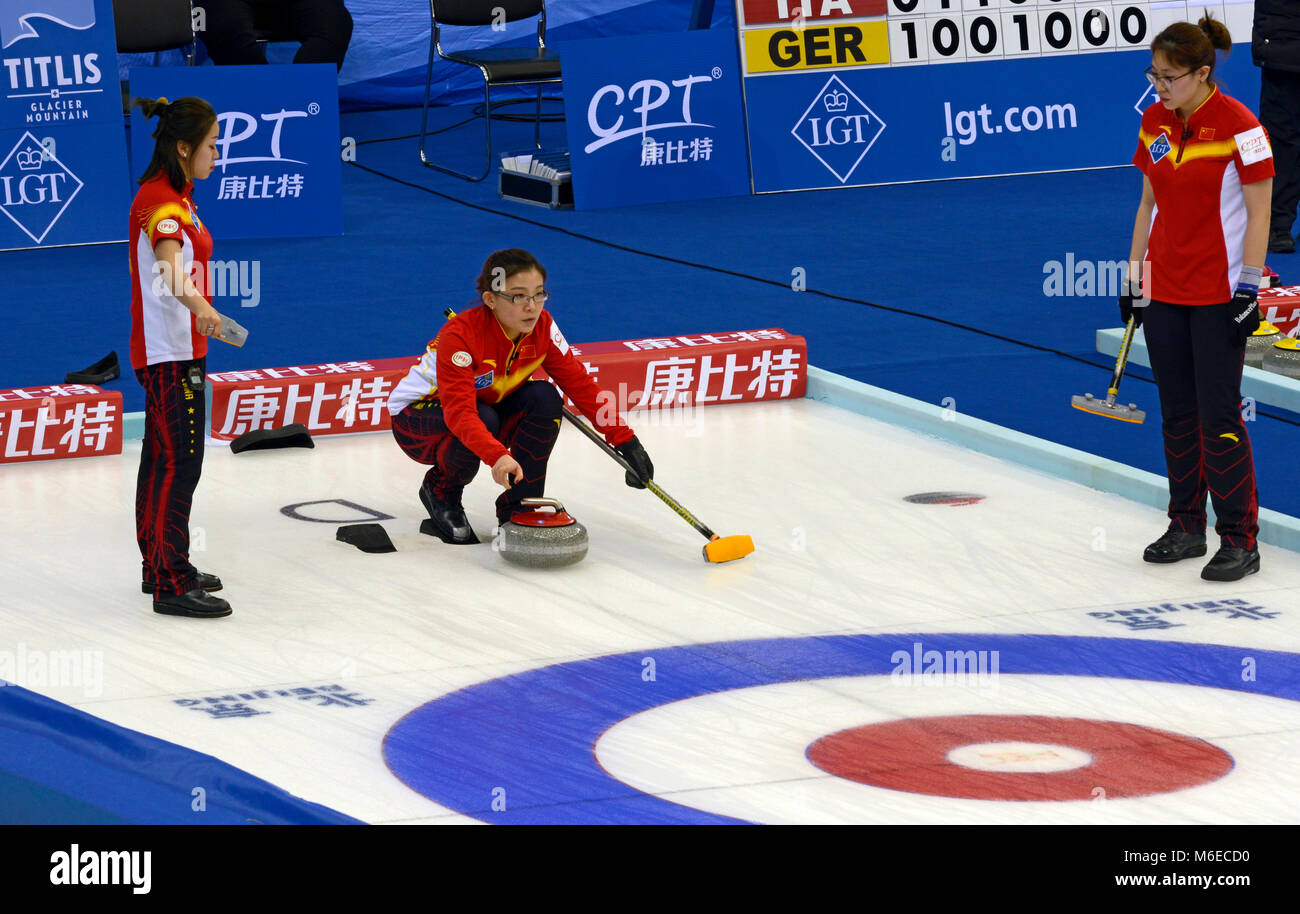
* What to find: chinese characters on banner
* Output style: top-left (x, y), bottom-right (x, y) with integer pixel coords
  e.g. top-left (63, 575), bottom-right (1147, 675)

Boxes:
top-left (1, 330), bottom-right (807, 458)
top-left (207, 330), bottom-right (808, 443)
top-left (1259, 285), bottom-right (1300, 338)
top-left (0, 384), bottom-right (123, 463)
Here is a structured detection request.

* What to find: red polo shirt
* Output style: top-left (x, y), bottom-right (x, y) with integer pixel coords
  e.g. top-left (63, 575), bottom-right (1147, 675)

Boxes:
top-left (1133, 87), bottom-right (1274, 305)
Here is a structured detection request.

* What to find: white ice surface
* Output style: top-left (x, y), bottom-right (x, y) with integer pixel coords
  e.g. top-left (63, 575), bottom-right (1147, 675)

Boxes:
top-left (2, 398), bottom-right (1298, 824)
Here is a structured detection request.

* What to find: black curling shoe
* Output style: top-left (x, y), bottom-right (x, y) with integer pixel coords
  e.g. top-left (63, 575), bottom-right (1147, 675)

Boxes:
top-left (153, 589), bottom-right (232, 618)
top-left (1143, 530), bottom-right (1207, 564)
top-left (419, 485), bottom-right (479, 545)
top-left (143, 572), bottom-right (222, 595)
top-left (1201, 546), bottom-right (1260, 582)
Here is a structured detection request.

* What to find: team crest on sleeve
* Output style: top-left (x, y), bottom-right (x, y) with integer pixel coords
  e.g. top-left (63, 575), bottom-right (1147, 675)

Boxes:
top-left (1147, 133), bottom-right (1172, 164)
top-left (451, 351), bottom-right (472, 368)
top-left (157, 218), bottom-right (180, 235)
top-left (550, 323), bottom-right (570, 355)
top-left (1234, 126), bottom-right (1272, 165)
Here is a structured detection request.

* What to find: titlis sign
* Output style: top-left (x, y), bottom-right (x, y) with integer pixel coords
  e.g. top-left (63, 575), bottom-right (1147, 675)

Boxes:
top-left (560, 28), bottom-right (750, 209)
top-left (129, 64), bottom-right (343, 239)
top-left (0, 0), bottom-right (130, 249)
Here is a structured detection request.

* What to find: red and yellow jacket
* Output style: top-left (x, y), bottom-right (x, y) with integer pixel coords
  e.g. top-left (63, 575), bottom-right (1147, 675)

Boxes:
top-left (387, 305), bottom-right (633, 467)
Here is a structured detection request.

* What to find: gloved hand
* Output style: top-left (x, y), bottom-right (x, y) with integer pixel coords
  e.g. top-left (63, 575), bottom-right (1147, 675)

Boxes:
top-left (1229, 289), bottom-right (1261, 347)
top-left (615, 435), bottom-right (653, 489)
top-left (1229, 265), bottom-right (1262, 348)
top-left (1118, 278), bottom-right (1147, 328)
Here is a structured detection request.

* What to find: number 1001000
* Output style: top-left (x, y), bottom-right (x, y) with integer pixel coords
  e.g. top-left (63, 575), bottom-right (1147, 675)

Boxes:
top-left (890, 6), bottom-right (1149, 63)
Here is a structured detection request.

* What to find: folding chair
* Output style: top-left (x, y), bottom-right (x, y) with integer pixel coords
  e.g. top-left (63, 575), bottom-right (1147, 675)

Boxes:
top-left (419, 0), bottom-right (562, 182)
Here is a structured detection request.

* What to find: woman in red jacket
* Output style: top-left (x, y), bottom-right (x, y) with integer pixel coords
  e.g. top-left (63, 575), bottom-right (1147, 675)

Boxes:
top-left (388, 249), bottom-right (654, 544)
top-left (129, 96), bottom-right (231, 618)
top-left (1121, 17), bottom-right (1274, 581)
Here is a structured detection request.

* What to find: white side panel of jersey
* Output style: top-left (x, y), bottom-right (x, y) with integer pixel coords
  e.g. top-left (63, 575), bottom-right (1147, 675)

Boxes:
top-left (387, 347), bottom-right (438, 415)
top-left (1218, 164), bottom-right (1248, 297)
top-left (137, 230), bottom-right (198, 366)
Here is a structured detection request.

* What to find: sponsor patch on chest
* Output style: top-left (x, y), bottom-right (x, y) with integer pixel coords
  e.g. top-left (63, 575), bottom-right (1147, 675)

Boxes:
top-left (474, 369), bottom-right (494, 390)
top-left (1147, 132), bottom-right (1172, 164)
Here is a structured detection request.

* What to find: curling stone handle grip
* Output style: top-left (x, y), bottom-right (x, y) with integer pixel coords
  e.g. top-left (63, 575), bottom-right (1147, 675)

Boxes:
top-left (520, 497), bottom-right (565, 513)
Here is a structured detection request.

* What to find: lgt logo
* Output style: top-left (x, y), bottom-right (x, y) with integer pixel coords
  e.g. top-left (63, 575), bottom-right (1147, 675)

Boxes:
top-left (791, 74), bottom-right (884, 184)
top-left (1134, 81), bottom-right (1158, 115)
top-left (0, 130), bottom-right (83, 243)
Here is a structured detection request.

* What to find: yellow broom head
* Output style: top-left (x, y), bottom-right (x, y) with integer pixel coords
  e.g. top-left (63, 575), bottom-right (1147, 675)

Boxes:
top-left (703, 534), bottom-right (755, 563)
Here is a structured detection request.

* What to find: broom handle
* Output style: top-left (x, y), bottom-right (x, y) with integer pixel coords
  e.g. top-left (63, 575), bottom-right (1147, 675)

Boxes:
top-left (1107, 314), bottom-right (1139, 404)
top-left (558, 408), bottom-right (719, 542)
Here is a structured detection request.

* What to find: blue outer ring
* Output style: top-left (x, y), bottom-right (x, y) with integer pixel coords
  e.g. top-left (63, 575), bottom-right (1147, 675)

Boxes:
top-left (382, 634), bottom-right (1300, 824)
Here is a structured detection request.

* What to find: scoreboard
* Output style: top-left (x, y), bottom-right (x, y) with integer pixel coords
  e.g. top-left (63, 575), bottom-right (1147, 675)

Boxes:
top-left (733, 1), bottom-right (1260, 192)
top-left (736, 1), bottom-right (1255, 70)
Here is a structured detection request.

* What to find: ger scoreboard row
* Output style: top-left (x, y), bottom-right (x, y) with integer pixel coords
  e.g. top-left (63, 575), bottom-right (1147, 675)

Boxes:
top-left (736, 1), bottom-right (1256, 73)
top-left (733, 0), bottom-right (1259, 192)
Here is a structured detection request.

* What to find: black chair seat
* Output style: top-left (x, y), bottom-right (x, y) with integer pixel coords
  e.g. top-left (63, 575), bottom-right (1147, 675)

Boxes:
top-left (442, 47), bottom-right (560, 82)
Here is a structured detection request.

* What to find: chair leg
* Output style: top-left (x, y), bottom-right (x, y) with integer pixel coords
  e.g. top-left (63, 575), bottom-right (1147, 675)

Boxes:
top-left (419, 62), bottom-right (493, 181)
top-left (534, 85), bottom-right (542, 150)
top-left (417, 36), bottom-right (438, 167)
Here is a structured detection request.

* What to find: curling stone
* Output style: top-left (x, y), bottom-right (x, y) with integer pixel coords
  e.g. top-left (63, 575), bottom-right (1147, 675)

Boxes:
top-left (1246, 321), bottom-right (1283, 368)
top-left (1262, 337), bottom-right (1300, 379)
top-left (497, 497), bottom-right (588, 568)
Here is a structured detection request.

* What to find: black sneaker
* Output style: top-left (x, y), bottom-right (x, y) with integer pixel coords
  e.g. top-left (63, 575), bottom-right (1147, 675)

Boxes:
top-left (1143, 530), bottom-right (1207, 563)
top-left (143, 572), bottom-right (222, 595)
top-left (419, 485), bottom-right (479, 545)
top-left (1268, 230), bottom-right (1296, 254)
top-left (153, 588), bottom-right (232, 618)
top-left (1201, 546), bottom-right (1260, 582)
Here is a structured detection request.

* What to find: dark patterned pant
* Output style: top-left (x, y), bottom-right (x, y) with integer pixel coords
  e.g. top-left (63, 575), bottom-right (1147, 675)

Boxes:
top-left (136, 358), bottom-right (206, 596)
top-left (1144, 301), bottom-right (1258, 549)
top-left (391, 381), bottom-right (563, 524)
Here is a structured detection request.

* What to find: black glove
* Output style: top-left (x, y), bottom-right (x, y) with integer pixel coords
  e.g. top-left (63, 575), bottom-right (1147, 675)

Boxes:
top-left (615, 436), bottom-right (653, 489)
top-left (1118, 280), bottom-right (1146, 328)
top-left (1229, 288), bottom-right (1260, 348)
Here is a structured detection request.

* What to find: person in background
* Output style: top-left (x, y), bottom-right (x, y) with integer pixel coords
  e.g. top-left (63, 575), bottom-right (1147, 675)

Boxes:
top-left (199, 0), bottom-right (353, 70)
top-left (387, 249), bottom-right (654, 545)
top-left (1253, 0), bottom-right (1300, 254)
top-left (129, 96), bottom-right (232, 618)
top-left (1121, 17), bottom-right (1273, 582)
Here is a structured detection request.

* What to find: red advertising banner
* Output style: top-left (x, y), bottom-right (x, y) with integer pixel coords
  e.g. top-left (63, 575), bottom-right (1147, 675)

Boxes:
top-left (208, 358), bottom-right (415, 441)
top-left (740, 0), bottom-right (887, 27)
top-left (1260, 285), bottom-right (1300, 338)
top-left (567, 328), bottom-right (808, 409)
top-left (0, 385), bottom-right (124, 464)
top-left (207, 329), bottom-right (808, 442)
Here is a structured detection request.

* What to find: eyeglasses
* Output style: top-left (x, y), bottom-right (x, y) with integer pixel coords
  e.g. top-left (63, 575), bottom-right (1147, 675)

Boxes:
top-left (494, 290), bottom-right (549, 306)
top-left (1144, 66), bottom-right (1195, 90)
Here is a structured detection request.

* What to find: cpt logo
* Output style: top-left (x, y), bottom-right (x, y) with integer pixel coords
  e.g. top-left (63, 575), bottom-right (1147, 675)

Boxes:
top-left (1, 0), bottom-right (96, 49)
top-left (212, 106), bottom-right (317, 201)
top-left (0, 130), bottom-right (83, 243)
top-left (791, 75), bottom-right (884, 184)
top-left (585, 73), bottom-right (717, 154)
